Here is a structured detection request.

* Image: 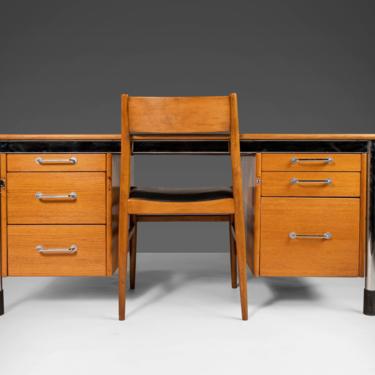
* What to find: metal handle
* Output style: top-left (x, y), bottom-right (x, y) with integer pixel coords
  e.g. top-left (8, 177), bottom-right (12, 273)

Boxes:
top-left (35, 157), bottom-right (77, 165)
top-left (35, 192), bottom-right (77, 200)
top-left (290, 177), bottom-right (332, 185)
top-left (290, 157), bottom-right (333, 165)
top-left (289, 232), bottom-right (332, 240)
top-left (36, 244), bottom-right (78, 254)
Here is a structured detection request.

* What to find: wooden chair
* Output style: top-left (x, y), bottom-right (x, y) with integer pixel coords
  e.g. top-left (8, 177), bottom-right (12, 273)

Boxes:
top-left (118, 94), bottom-right (248, 320)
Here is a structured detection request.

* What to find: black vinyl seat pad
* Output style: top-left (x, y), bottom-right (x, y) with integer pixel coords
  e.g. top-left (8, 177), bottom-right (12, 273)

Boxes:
top-left (129, 186), bottom-right (233, 202)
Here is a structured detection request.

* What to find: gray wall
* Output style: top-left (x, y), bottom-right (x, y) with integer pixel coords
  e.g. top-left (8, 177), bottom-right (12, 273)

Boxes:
top-left (1, 1), bottom-right (374, 252)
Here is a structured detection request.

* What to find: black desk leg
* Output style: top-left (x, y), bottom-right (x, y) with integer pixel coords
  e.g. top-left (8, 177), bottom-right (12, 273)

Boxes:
top-left (364, 141), bottom-right (375, 315)
top-left (0, 286), bottom-right (4, 316)
top-left (0, 179), bottom-right (4, 316)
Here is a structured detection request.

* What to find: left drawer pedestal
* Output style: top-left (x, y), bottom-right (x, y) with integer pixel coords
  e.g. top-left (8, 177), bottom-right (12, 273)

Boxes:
top-left (1, 153), bottom-right (118, 277)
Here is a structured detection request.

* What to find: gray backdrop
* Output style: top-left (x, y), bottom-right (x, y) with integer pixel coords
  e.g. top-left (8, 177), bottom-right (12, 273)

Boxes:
top-left (1, 0), bottom-right (374, 252)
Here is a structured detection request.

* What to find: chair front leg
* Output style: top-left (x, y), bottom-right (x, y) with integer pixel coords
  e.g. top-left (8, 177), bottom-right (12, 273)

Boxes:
top-left (229, 216), bottom-right (237, 289)
top-left (234, 211), bottom-right (248, 320)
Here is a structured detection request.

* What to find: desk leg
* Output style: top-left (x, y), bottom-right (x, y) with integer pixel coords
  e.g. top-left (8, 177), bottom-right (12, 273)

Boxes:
top-left (365, 141), bottom-right (375, 315)
top-left (0, 280), bottom-right (3, 316)
top-left (0, 177), bottom-right (4, 316)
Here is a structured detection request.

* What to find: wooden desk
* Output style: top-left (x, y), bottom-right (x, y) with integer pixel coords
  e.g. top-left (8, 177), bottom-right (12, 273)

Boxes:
top-left (0, 134), bottom-right (374, 316)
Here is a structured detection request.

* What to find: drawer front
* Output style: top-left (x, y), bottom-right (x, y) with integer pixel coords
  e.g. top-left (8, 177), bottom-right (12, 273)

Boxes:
top-left (260, 197), bottom-right (360, 276)
top-left (262, 153), bottom-right (361, 172)
top-left (8, 225), bottom-right (106, 276)
top-left (7, 154), bottom-right (106, 172)
top-left (8, 172), bottom-right (106, 224)
top-left (261, 172), bottom-right (360, 197)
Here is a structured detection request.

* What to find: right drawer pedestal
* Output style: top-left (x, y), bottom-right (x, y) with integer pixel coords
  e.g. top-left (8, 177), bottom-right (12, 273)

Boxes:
top-left (246, 153), bottom-right (366, 277)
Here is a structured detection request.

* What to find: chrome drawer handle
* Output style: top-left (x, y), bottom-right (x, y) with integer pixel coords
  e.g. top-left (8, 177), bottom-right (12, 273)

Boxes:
top-left (290, 178), bottom-right (332, 185)
top-left (35, 192), bottom-right (77, 200)
top-left (289, 232), bottom-right (332, 240)
top-left (35, 157), bottom-right (77, 165)
top-left (36, 244), bottom-right (78, 254)
top-left (290, 157), bottom-right (333, 165)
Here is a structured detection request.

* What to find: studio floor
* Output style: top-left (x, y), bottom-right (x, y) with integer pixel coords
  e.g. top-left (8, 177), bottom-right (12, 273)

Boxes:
top-left (0, 253), bottom-right (374, 375)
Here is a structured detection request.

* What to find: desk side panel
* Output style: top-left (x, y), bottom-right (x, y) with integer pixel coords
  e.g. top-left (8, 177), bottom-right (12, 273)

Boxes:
top-left (241, 153), bottom-right (260, 276)
top-left (108, 154), bottom-right (119, 275)
top-left (1, 155), bottom-right (7, 276)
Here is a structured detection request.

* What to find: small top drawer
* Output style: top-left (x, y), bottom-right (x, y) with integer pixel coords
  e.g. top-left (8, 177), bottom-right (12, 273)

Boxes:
top-left (7, 154), bottom-right (106, 172)
top-left (261, 153), bottom-right (361, 172)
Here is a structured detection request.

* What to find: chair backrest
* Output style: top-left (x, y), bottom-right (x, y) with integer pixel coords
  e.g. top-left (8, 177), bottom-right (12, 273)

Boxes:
top-left (120, 93), bottom-right (243, 208)
top-left (126, 96), bottom-right (231, 134)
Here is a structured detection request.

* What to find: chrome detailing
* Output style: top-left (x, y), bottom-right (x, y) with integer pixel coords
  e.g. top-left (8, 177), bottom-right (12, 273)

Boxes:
top-left (35, 192), bottom-right (77, 200)
top-left (290, 157), bottom-right (333, 165)
top-left (290, 177), bottom-right (332, 185)
top-left (289, 232), bottom-right (332, 240)
top-left (36, 244), bottom-right (78, 254)
top-left (35, 156), bottom-right (77, 165)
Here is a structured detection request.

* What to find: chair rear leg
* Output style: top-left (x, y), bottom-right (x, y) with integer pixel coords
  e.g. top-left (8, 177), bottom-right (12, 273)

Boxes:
top-left (118, 211), bottom-right (129, 320)
top-left (130, 215), bottom-right (137, 290)
top-left (229, 216), bottom-right (237, 288)
top-left (234, 211), bottom-right (248, 320)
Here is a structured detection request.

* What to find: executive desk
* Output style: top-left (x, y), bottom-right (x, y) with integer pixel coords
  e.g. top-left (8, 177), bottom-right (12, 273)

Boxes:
top-left (0, 134), bottom-right (374, 316)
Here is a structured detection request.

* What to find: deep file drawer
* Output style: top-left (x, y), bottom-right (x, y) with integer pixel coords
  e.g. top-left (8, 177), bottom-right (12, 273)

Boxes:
top-left (7, 172), bottom-right (106, 224)
top-left (8, 225), bottom-right (106, 276)
top-left (259, 197), bottom-right (360, 276)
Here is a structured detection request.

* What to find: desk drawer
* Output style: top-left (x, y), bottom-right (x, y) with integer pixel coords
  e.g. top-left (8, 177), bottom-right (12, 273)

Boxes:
top-left (8, 225), bottom-right (106, 276)
top-left (7, 172), bottom-right (106, 224)
top-left (259, 197), bottom-right (360, 276)
top-left (261, 171), bottom-right (360, 197)
top-left (7, 154), bottom-right (106, 172)
top-left (262, 153), bottom-right (361, 172)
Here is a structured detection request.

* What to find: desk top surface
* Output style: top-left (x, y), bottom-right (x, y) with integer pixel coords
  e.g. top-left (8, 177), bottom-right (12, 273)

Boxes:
top-left (0, 134), bottom-right (375, 141)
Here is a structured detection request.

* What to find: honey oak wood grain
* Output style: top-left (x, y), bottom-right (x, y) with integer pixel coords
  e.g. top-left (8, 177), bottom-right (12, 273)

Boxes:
top-left (229, 93), bottom-right (248, 320)
top-left (242, 154), bottom-right (261, 277)
top-left (259, 197), bottom-right (360, 276)
top-left (253, 154), bottom-right (262, 277)
top-left (261, 171), bottom-right (360, 197)
top-left (118, 93), bottom-right (248, 320)
top-left (0, 155), bottom-right (7, 276)
top-left (241, 134), bottom-right (375, 140)
top-left (359, 154), bottom-right (367, 277)
top-left (8, 225), bottom-right (106, 276)
top-left (118, 94), bottom-right (131, 320)
top-left (106, 153), bottom-right (116, 276)
top-left (111, 156), bottom-right (120, 275)
top-left (7, 154), bottom-right (106, 172)
top-left (0, 134), bottom-right (121, 140)
top-left (127, 198), bottom-right (235, 215)
top-left (129, 215), bottom-right (137, 290)
top-left (261, 153), bottom-right (361, 172)
top-left (135, 215), bottom-right (231, 222)
top-left (128, 96), bottom-right (231, 134)
top-left (7, 172), bottom-right (106, 224)
top-left (229, 215), bottom-right (237, 288)
top-left (131, 134), bottom-right (229, 141)
top-left (1, 133), bottom-right (375, 141)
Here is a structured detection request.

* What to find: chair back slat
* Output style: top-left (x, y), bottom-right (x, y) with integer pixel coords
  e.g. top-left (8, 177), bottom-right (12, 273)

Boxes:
top-left (127, 96), bottom-right (230, 134)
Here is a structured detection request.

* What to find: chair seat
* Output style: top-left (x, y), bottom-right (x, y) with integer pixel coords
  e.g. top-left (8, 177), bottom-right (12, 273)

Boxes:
top-left (129, 186), bottom-right (233, 202)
